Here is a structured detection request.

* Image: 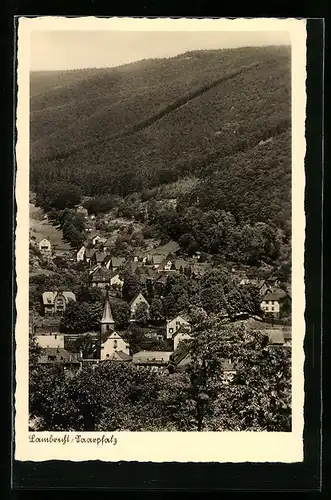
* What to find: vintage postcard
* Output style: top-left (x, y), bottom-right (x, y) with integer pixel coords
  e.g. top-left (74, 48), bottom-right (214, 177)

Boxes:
top-left (15, 17), bottom-right (306, 463)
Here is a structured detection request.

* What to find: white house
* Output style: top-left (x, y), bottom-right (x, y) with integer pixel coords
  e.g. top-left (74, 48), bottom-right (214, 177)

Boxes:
top-left (76, 245), bottom-right (86, 262)
top-left (129, 292), bottom-right (150, 320)
top-left (35, 334), bottom-right (64, 349)
top-left (110, 272), bottom-right (124, 289)
top-left (166, 315), bottom-right (191, 339)
top-left (173, 326), bottom-right (192, 351)
top-left (42, 291), bottom-right (76, 316)
top-left (100, 331), bottom-right (130, 360)
top-left (260, 290), bottom-right (290, 318)
top-left (38, 238), bottom-right (52, 256)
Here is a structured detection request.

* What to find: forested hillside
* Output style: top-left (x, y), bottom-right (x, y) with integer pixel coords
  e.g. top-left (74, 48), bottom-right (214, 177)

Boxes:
top-left (30, 45), bottom-right (291, 233)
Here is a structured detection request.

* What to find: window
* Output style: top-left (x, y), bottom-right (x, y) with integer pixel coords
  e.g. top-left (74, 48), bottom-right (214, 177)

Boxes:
top-left (48, 355), bottom-right (56, 361)
top-left (265, 307), bottom-right (269, 311)
top-left (169, 328), bottom-right (173, 333)
top-left (271, 307), bottom-right (274, 311)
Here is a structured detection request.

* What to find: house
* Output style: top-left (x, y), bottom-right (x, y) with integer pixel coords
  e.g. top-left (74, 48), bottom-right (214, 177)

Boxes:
top-left (142, 240), bottom-right (180, 265)
top-left (157, 258), bottom-right (173, 272)
top-left (151, 254), bottom-right (166, 268)
top-left (100, 332), bottom-right (130, 360)
top-left (110, 271), bottom-right (124, 289)
top-left (38, 238), bottom-right (52, 257)
top-left (169, 345), bottom-right (236, 383)
top-left (76, 205), bottom-right (88, 217)
top-left (172, 325), bottom-right (192, 351)
top-left (89, 268), bottom-right (112, 288)
top-left (100, 290), bottom-right (130, 360)
top-left (38, 347), bottom-right (80, 373)
top-left (85, 247), bottom-right (96, 264)
top-left (104, 256), bottom-right (126, 271)
top-left (76, 245), bottom-right (85, 262)
top-left (129, 292), bottom-right (150, 320)
top-left (42, 291), bottom-right (76, 316)
top-left (260, 290), bottom-right (291, 318)
top-left (132, 350), bottom-right (173, 367)
top-left (92, 235), bottom-right (106, 246)
top-left (35, 334), bottom-right (64, 349)
top-left (91, 250), bottom-right (107, 267)
top-left (166, 314), bottom-right (191, 339)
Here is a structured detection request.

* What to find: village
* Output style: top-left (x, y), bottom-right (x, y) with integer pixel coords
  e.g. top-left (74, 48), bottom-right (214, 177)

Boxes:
top-left (29, 202), bottom-right (292, 382)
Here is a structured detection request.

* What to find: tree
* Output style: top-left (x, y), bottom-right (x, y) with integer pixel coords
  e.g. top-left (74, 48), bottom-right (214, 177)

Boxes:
top-left (165, 318), bottom-right (291, 432)
top-left (149, 298), bottom-right (165, 323)
top-left (111, 300), bottom-right (131, 329)
top-left (122, 271), bottom-right (142, 303)
top-left (61, 301), bottom-right (103, 333)
top-left (133, 302), bottom-right (149, 326)
top-left (76, 285), bottom-right (103, 304)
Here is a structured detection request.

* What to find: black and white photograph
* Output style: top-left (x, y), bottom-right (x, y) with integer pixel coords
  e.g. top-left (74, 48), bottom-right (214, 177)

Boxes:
top-left (15, 17), bottom-right (306, 463)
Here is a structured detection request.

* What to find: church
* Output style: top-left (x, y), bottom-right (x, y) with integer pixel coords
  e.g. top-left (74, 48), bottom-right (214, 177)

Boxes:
top-left (99, 289), bottom-right (131, 361)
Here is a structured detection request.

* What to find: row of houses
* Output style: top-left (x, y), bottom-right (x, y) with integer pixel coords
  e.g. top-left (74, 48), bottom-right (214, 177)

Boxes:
top-left (36, 289), bottom-right (291, 380)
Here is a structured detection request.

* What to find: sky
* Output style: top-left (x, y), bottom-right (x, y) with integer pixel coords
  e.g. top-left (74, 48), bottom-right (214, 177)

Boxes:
top-left (30, 30), bottom-right (291, 71)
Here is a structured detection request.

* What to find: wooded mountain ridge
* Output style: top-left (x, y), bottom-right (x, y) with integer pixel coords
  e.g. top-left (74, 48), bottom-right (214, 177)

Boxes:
top-left (30, 46), bottom-right (291, 232)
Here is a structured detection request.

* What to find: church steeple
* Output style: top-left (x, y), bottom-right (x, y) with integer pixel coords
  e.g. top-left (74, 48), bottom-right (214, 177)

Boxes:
top-left (100, 288), bottom-right (115, 334)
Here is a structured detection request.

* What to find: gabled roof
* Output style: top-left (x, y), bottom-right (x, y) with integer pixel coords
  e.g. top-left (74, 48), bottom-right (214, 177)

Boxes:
top-left (167, 313), bottom-right (191, 324)
top-left (42, 291), bottom-right (76, 305)
top-left (129, 292), bottom-right (149, 306)
top-left (38, 347), bottom-right (80, 364)
top-left (39, 238), bottom-right (51, 245)
top-left (263, 290), bottom-right (289, 302)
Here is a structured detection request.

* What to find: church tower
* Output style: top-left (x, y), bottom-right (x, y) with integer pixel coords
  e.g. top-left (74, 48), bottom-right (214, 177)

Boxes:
top-left (100, 288), bottom-right (115, 336)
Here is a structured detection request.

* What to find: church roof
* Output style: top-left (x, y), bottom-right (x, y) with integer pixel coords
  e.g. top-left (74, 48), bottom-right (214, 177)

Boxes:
top-left (101, 291), bottom-right (115, 324)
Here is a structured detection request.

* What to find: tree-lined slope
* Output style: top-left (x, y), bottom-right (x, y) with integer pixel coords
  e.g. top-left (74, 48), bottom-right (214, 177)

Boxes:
top-left (30, 46), bottom-right (291, 228)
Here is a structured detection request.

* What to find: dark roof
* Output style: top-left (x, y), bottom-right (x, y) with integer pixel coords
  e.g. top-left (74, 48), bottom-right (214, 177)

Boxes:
top-left (94, 251), bottom-right (107, 263)
top-left (113, 350), bottom-right (132, 361)
top-left (111, 257), bottom-right (126, 267)
top-left (85, 248), bottom-right (96, 258)
top-left (173, 259), bottom-right (189, 270)
top-left (91, 268), bottom-right (112, 282)
top-left (148, 240), bottom-right (180, 256)
top-left (170, 344), bottom-right (191, 365)
top-left (38, 348), bottom-right (80, 365)
top-left (263, 290), bottom-right (289, 302)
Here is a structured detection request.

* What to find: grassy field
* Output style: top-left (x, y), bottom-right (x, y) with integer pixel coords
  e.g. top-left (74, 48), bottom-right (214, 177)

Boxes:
top-left (29, 203), bottom-right (70, 249)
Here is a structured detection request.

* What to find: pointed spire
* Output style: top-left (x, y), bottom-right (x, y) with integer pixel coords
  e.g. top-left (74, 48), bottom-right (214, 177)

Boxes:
top-left (101, 289), bottom-right (115, 325)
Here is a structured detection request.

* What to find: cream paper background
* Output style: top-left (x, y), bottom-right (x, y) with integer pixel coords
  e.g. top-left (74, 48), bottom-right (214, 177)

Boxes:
top-left (15, 17), bottom-right (306, 463)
